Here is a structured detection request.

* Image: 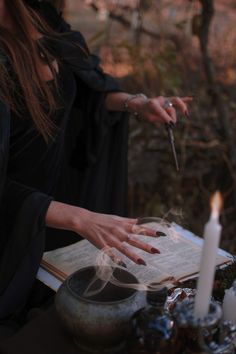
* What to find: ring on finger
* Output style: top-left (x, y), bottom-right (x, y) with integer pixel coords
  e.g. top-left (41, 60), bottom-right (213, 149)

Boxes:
top-left (163, 99), bottom-right (173, 110)
top-left (131, 224), bottom-right (146, 235)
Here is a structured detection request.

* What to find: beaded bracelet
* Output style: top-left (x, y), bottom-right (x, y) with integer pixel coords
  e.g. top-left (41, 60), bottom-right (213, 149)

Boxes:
top-left (123, 93), bottom-right (148, 119)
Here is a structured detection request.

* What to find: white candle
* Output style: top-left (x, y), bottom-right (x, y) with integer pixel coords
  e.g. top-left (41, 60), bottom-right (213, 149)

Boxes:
top-left (222, 281), bottom-right (236, 324)
top-left (194, 191), bottom-right (223, 319)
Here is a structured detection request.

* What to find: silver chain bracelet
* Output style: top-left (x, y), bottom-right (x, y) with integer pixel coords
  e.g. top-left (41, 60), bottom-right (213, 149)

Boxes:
top-left (123, 93), bottom-right (148, 119)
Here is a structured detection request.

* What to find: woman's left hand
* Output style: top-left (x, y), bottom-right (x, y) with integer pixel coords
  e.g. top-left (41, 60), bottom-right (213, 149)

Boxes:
top-left (128, 95), bottom-right (193, 126)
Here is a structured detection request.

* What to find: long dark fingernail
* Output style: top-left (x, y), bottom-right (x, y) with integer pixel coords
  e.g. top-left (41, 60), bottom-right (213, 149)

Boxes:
top-left (156, 231), bottom-right (167, 237)
top-left (169, 121), bottom-right (176, 128)
top-left (151, 247), bottom-right (161, 254)
top-left (137, 259), bottom-right (146, 266)
top-left (118, 261), bottom-right (127, 268)
top-left (185, 111), bottom-right (190, 119)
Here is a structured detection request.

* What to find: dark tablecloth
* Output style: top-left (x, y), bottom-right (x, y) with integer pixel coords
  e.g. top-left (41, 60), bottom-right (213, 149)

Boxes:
top-left (0, 304), bottom-right (129, 354)
top-left (0, 306), bottom-right (81, 354)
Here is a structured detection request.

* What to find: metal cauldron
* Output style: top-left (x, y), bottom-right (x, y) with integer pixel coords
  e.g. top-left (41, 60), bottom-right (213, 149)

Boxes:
top-left (55, 266), bottom-right (146, 353)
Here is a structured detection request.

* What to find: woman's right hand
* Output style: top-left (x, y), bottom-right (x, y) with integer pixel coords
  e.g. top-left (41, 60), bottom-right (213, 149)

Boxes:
top-left (46, 201), bottom-right (161, 266)
top-left (128, 95), bottom-right (193, 126)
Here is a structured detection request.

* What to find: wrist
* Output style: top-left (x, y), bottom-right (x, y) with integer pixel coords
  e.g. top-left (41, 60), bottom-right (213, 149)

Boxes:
top-left (70, 207), bottom-right (92, 234)
top-left (123, 93), bottom-right (148, 118)
top-left (45, 201), bottom-right (91, 235)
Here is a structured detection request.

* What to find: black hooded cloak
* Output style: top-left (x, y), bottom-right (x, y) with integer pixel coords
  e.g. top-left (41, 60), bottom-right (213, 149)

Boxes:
top-left (0, 1), bottom-right (128, 318)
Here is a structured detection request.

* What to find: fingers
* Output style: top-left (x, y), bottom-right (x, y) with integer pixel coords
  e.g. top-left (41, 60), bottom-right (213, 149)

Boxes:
top-left (165, 106), bottom-right (177, 124)
top-left (126, 218), bottom-right (138, 225)
top-left (147, 99), bottom-right (175, 125)
top-left (169, 96), bottom-right (193, 118)
top-left (171, 97), bottom-right (188, 117)
top-left (144, 95), bottom-right (192, 125)
top-left (111, 220), bottom-right (158, 238)
top-left (182, 96), bottom-right (193, 102)
top-left (108, 236), bottom-right (147, 265)
top-left (79, 212), bottom-right (162, 266)
top-left (131, 224), bottom-right (159, 237)
top-left (126, 236), bottom-right (160, 255)
top-left (103, 225), bottom-right (161, 265)
top-left (103, 246), bottom-right (127, 268)
top-left (109, 232), bottom-right (161, 265)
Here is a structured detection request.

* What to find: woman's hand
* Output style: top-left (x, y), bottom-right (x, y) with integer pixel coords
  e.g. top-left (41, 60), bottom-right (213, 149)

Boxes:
top-left (127, 95), bottom-right (193, 126)
top-left (46, 201), bottom-right (161, 266)
top-left (105, 91), bottom-right (193, 126)
top-left (74, 209), bottom-right (161, 266)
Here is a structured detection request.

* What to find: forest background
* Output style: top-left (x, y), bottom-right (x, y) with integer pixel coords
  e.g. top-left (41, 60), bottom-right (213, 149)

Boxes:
top-left (62, 0), bottom-right (236, 254)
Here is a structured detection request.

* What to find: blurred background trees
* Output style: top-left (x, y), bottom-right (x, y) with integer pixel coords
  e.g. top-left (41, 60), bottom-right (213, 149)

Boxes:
top-left (64, 0), bottom-right (236, 253)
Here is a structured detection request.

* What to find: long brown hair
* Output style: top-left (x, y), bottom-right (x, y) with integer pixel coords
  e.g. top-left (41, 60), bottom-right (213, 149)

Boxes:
top-left (0, 0), bottom-right (61, 141)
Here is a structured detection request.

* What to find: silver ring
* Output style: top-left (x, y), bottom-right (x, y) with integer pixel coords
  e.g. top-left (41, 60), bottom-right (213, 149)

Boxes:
top-left (163, 99), bottom-right (173, 109)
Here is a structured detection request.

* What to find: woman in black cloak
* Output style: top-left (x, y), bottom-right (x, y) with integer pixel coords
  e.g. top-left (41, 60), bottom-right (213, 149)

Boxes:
top-left (0, 0), bottom-right (192, 319)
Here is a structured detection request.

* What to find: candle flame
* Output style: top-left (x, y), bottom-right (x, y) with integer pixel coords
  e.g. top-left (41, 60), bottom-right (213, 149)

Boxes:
top-left (210, 191), bottom-right (223, 218)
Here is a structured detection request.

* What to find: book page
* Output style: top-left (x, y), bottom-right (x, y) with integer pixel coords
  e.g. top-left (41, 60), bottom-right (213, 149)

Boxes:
top-left (42, 240), bottom-right (100, 280)
top-left (41, 223), bottom-right (230, 286)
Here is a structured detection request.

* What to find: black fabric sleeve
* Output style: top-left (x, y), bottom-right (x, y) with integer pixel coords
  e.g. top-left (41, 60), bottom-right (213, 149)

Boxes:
top-left (0, 118), bottom-right (53, 318)
top-left (0, 186), bottom-right (53, 318)
top-left (2, 179), bottom-right (52, 230)
top-left (0, 177), bottom-right (53, 262)
top-left (0, 172), bottom-right (53, 317)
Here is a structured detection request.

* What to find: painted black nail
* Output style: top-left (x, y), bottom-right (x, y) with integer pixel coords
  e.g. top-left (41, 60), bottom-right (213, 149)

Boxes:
top-left (168, 121), bottom-right (176, 128)
top-left (118, 261), bottom-right (127, 268)
top-left (156, 231), bottom-right (167, 237)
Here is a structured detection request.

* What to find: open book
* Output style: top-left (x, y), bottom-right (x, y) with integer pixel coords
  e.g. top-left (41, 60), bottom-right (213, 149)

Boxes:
top-left (39, 222), bottom-right (231, 290)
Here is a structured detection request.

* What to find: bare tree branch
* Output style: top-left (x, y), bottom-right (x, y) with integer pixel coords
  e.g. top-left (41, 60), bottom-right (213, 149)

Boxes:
top-left (198, 0), bottom-right (236, 167)
top-left (88, 1), bottom-right (181, 46)
top-left (197, 0), bottom-right (236, 215)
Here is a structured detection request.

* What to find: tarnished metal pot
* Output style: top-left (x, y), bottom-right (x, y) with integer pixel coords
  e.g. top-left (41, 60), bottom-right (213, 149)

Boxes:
top-left (55, 266), bottom-right (146, 353)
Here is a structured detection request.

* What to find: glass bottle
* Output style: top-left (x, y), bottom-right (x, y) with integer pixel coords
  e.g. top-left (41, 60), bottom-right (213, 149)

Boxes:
top-left (127, 287), bottom-right (176, 354)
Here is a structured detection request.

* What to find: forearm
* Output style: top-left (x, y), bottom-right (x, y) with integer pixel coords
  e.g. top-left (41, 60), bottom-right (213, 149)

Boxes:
top-left (45, 200), bottom-right (88, 234)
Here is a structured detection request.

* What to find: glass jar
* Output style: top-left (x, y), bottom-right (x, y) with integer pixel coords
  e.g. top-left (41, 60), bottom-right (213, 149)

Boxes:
top-left (127, 287), bottom-right (176, 354)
